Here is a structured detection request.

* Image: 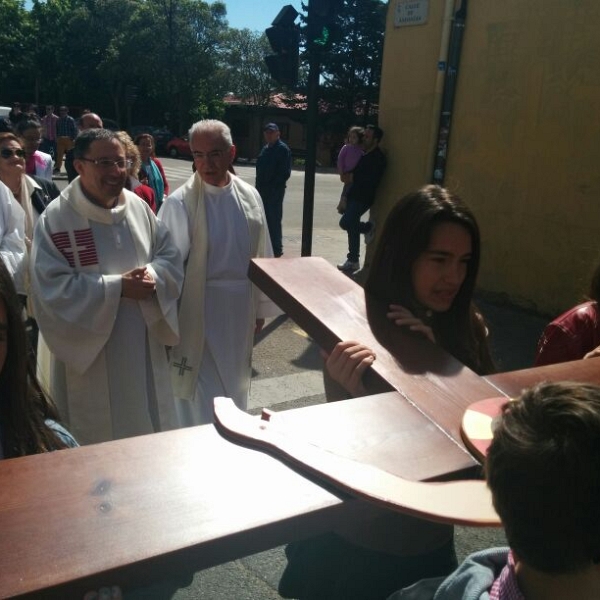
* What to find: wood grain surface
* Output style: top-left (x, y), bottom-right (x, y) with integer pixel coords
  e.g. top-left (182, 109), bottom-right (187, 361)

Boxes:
top-left (0, 425), bottom-right (372, 598)
top-left (214, 397), bottom-right (500, 527)
top-left (249, 257), bottom-right (507, 449)
top-left (2, 256), bottom-right (597, 596)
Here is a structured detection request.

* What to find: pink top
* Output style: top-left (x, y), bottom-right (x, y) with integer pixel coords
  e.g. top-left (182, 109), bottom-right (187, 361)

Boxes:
top-left (490, 551), bottom-right (525, 600)
top-left (337, 144), bottom-right (363, 174)
top-left (41, 114), bottom-right (58, 141)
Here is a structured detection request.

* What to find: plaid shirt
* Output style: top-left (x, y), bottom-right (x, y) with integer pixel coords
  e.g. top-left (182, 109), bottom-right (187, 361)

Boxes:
top-left (490, 551), bottom-right (525, 600)
top-left (41, 113), bottom-right (58, 140)
top-left (56, 115), bottom-right (77, 139)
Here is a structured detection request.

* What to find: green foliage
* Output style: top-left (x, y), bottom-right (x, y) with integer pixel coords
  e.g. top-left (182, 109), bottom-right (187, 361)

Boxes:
top-left (7, 0), bottom-right (229, 132)
top-left (2, 0), bottom-right (385, 136)
top-left (64, 0), bottom-right (147, 118)
top-left (322, 0), bottom-right (385, 118)
top-left (0, 0), bottom-right (35, 97)
top-left (301, 0), bottom-right (385, 130)
top-left (28, 0), bottom-right (76, 100)
top-left (220, 29), bottom-right (273, 105)
top-left (135, 0), bottom-right (229, 132)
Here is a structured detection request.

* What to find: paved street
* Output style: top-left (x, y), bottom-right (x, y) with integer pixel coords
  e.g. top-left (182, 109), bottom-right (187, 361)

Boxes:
top-left (55, 158), bottom-right (548, 598)
top-left (160, 158), bottom-right (347, 267)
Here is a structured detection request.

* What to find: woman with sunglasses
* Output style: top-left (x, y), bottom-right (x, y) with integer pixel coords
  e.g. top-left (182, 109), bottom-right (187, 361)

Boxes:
top-left (0, 137), bottom-right (27, 291)
top-left (0, 132), bottom-right (59, 351)
top-left (15, 118), bottom-right (54, 181)
top-left (0, 132), bottom-right (59, 249)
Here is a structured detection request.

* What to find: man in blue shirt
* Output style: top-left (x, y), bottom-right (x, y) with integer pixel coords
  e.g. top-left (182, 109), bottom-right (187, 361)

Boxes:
top-left (255, 123), bottom-right (291, 257)
top-left (54, 106), bottom-right (77, 175)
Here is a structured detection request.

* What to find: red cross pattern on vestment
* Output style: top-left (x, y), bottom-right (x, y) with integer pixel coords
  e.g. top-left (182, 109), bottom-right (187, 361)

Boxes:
top-left (50, 228), bottom-right (99, 268)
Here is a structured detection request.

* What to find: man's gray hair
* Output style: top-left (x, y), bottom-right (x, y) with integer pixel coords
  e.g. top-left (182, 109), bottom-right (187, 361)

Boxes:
top-left (188, 119), bottom-right (233, 147)
top-left (73, 128), bottom-right (120, 159)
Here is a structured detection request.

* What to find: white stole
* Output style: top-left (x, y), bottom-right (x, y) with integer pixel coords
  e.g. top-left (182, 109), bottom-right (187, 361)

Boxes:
top-left (171, 173), bottom-right (266, 401)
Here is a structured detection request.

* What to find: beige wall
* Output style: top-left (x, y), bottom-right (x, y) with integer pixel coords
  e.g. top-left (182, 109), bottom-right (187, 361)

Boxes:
top-left (377, 0), bottom-right (600, 313)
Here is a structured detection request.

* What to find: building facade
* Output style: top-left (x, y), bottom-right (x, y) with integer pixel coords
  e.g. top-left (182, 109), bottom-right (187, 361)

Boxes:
top-left (376, 0), bottom-right (600, 314)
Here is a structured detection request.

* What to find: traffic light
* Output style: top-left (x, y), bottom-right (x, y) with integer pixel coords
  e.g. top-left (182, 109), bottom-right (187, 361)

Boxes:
top-left (265, 5), bottom-right (300, 88)
top-left (306, 0), bottom-right (342, 51)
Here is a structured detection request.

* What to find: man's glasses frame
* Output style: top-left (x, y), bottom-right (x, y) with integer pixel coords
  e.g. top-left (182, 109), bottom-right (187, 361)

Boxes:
top-left (191, 149), bottom-right (228, 161)
top-left (0, 148), bottom-right (25, 159)
top-left (78, 157), bottom-right (132, 170)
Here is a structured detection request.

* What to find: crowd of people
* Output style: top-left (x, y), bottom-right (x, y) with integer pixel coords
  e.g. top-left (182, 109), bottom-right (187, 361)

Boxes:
top-left (2, 103), bottom-right (171, 204)
top-left (0, 112), bottom-right (274, 446)
top-left (0, 104), bottom-right (599, 599)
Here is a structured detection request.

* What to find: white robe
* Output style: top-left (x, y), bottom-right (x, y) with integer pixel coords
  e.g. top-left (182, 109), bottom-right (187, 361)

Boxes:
top-left (159, 173), bottom-right (280, 425)
top-left (31, 179), bottom-right (184, 444)
top-left (18, 175), bottom-right (44, 244)
top-left (0, 181), bottom-right (26, 294)
top-left (17, 175), bottom-right (45, 307)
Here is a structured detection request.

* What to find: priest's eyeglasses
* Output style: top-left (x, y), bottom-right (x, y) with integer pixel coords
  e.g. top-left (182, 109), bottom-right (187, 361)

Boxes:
top-left (79, 157), bottom-right (132, 169)
top-left (191, 150), bottom-right (226, 161)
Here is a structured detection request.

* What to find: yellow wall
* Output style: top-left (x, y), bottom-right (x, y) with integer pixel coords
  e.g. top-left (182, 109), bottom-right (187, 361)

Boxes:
top-left (377, 0), bottom-right (600, 313)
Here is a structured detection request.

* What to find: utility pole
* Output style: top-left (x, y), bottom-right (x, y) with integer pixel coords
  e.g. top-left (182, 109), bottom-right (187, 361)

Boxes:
top-left (265, 0), bottom-right (342, 256)
top-left (300, 48), bottom-right (321, 256)
top-left (300, 0), bottom-right (342, 256)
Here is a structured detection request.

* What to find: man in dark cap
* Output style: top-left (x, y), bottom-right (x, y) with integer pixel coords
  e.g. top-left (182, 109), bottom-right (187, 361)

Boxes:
top-left (255, 122), bottom-right (291, 257)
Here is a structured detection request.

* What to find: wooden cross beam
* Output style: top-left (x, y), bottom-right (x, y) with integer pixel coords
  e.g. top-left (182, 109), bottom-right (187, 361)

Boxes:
top-left (247, 256), bottom-right (600, 502)
top-left (1, 257), bottom-right (599, 597)
top-left (249, 257), bottom-right (509, 469)
top-left (250, 256), bottom-right (600, 422)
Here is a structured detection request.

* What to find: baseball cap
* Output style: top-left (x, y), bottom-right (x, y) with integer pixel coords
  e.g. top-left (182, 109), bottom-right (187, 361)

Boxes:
top-left (263, 123), bottom-right (279, 131)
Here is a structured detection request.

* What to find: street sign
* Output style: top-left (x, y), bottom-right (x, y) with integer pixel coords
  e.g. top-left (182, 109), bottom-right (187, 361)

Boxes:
top-left (394, 0), bottom-right (429, 27)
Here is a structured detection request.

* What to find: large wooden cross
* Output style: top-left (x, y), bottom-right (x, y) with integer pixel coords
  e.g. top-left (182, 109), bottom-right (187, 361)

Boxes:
top-left (1, 257), bottom-right (599, 598)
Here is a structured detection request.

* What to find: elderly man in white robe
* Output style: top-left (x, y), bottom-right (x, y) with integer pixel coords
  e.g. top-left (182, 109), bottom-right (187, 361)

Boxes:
top-left (159, 119), bottom-right (280, 425)
top-left (31, 128), bottom-right (184, 444)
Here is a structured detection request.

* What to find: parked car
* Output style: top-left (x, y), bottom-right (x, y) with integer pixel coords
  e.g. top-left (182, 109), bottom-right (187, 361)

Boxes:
top-left (166, 136), bottom-right (192, 158)
top-left (152, 128), bottom-right (174, 155)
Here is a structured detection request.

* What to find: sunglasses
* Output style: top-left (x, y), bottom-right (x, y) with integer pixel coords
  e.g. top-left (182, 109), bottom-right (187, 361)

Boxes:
top-left (0, 148), bottom-right (25, 159)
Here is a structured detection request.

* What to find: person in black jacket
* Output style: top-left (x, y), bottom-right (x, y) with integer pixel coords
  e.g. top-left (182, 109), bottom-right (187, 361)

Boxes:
top-left (337, 124), bottom-right (387, 273)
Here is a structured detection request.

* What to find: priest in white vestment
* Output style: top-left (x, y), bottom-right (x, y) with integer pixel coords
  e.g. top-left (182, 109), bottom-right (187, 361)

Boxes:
top-left (159, 119), bottom-right (280, 425)
top-left (30, 129), bottom-right (184, 444)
